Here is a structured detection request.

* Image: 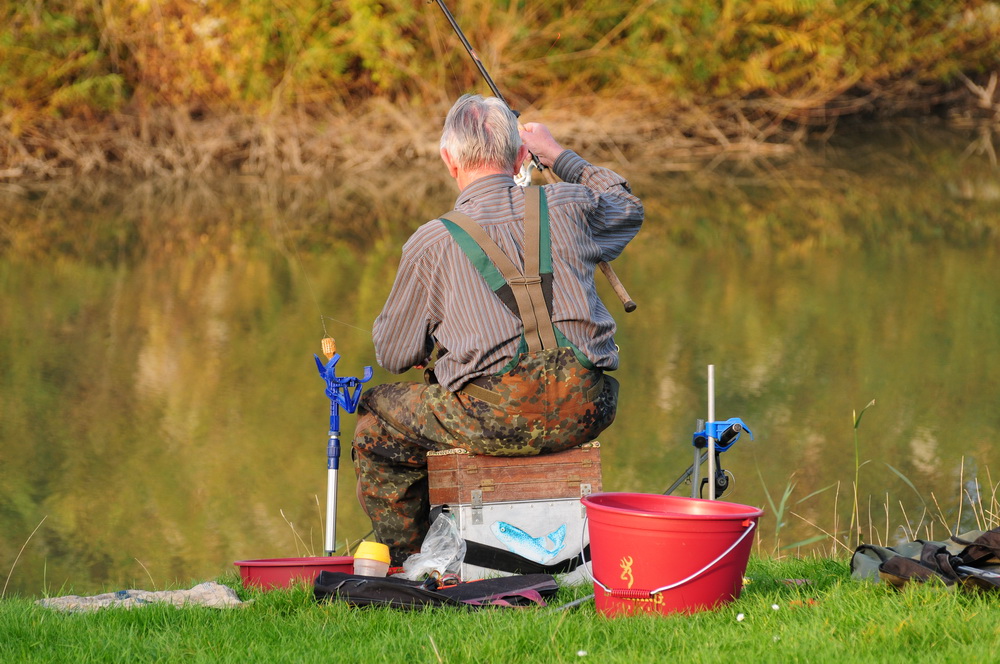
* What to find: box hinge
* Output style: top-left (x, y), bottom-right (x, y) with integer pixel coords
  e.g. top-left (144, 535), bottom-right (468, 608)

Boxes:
top-left (580, 483), bottom-right (592, 517)
top-left (471, 489), bottom-right (483, 524)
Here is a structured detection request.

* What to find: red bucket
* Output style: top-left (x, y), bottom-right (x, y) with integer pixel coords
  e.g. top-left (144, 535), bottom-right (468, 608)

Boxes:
top-left (582, 493), bottom-right (762, 617)
top-left (234, 557), bottom-right (353, 590)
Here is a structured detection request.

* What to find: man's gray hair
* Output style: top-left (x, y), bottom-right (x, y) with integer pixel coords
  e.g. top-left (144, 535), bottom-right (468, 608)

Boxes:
top-left (440, 94), bottom-right (521, 172)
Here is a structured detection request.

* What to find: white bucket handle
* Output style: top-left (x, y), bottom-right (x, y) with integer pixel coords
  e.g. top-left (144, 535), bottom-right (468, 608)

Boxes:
top-left (580, 516), bottom-right (756, 598)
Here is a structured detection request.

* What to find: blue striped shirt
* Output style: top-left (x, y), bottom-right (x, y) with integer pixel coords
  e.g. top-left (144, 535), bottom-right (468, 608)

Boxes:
top-left (372, 150), bottom-right (644, 392)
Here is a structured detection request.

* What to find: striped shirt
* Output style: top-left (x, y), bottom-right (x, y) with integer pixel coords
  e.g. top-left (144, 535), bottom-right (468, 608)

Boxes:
top-left (372, 150), bottom-right (644, 392)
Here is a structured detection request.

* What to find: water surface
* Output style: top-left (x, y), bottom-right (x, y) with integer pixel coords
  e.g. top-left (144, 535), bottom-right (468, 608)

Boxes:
top-left (2, 124), bottom-right (998, 596)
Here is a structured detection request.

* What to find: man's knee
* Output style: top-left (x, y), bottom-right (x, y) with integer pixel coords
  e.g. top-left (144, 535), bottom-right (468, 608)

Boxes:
top-left (355, 479), bottom-right (369, 517)
top-left (352, 411), bottom-right (380, 447)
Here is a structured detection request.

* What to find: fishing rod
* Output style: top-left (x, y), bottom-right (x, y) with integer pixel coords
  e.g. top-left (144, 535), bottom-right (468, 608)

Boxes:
top-left (432, 0), bottom-right (541, 173)
top-left (430, 0), bottom-right (637, 313)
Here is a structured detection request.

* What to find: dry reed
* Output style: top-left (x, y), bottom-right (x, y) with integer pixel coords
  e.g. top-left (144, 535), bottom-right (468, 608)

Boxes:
top-left (3, 84), bottom-right (997, 183)
top-left (782, 457), bottom-right (1000, 559)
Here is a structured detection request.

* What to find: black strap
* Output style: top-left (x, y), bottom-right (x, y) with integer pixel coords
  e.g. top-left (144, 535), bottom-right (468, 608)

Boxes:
top-left (314, 571), bottom-right (558, 608)
top-left (463, 538), bottom-right (589, 575)
top-left (427, 505), bottom-right (588, 575)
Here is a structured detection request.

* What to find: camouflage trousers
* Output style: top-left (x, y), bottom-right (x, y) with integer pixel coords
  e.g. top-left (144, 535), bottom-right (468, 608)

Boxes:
top-left (351, 347), bottom-right (619, 565)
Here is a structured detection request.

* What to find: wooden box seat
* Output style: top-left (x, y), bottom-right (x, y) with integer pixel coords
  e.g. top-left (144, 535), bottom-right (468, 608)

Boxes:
top-left (426, 442), bottom-right (603, 582)
top-left (428, 441), bottom-right (603, 506)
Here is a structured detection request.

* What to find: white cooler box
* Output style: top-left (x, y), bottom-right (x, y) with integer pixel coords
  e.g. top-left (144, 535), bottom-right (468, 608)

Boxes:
top-left (427, 442), bottom-right (602, 584)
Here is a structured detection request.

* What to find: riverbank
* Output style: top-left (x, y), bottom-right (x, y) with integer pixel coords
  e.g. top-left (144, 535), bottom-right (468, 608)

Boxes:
top-left (2, 85), bottom-right (998, 183)
top-left (2, 558), bottom-right (997, 663)
top-left (4, 117), bottom-right (999, 260)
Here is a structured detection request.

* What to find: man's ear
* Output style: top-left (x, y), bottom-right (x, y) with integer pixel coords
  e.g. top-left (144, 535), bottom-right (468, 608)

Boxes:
top-left (440, 148), bottom-right (460, 179)
top-left (513, 144), bottom-right (530, 175)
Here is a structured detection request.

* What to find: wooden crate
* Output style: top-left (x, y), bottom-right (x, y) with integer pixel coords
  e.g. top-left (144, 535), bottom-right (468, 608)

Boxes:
top-left (427, 442), bottom-right (602, 506)
top-left (427, 442), bottom-right (602, 583)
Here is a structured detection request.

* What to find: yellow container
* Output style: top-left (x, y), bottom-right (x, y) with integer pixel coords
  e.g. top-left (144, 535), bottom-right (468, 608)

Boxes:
top-left (353, 541), bottom-right (391, 577)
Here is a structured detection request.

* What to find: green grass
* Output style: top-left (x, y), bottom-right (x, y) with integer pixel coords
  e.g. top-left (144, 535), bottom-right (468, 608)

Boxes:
top-left (1, 559), bottom-right (997, 663)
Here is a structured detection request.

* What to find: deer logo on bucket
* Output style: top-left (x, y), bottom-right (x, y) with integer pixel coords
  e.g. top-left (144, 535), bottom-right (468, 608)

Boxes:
top-left (620, 556), bottom-right (634, 589)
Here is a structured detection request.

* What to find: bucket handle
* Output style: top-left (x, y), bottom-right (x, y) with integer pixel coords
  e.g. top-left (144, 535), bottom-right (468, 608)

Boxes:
top-left (582, 517), bottom-right (757, 598)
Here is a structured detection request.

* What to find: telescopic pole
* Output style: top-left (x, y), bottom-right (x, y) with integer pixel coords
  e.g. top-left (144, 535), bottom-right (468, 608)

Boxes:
top-left (707, 365), bottom-right (717, 500)
top-left (315, 339), bottom-right (373, 556)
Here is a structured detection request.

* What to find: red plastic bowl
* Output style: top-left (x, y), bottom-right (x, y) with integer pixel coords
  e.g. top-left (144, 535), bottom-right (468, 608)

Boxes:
top-left (234, 556), bottom-right (354, 589)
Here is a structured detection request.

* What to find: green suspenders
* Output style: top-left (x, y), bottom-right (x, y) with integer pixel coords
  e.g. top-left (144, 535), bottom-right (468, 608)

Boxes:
top-left (440, 186), bottom-right (595, 372)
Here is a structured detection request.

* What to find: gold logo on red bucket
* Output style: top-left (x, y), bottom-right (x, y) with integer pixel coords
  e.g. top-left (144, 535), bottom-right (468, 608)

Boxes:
top-left (620, 556), bottom-right (634, 589)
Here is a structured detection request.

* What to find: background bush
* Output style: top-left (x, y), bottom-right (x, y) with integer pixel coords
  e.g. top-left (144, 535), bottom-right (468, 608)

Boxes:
top-left (2, 0), bottom-right (999, 130)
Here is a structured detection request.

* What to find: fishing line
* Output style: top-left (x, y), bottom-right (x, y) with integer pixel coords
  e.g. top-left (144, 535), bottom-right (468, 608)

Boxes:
top-left (320, 314), bottom-right (371, 336)
top-left (262, 195), bottom-right (373, 341)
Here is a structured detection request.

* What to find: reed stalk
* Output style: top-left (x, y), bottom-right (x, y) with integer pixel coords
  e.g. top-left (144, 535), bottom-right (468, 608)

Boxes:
top-left (2, 516), bottom-right (46, 599)
top-left (847, 399), bottom-right (876, 548)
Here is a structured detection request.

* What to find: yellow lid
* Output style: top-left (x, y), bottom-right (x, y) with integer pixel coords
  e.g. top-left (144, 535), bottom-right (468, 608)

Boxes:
top-left (354, 541), bottom-right (391, 564)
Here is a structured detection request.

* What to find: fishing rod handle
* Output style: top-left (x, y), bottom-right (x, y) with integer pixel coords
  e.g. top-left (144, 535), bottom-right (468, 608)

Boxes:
top-left (537, 166), bottom-right (636, 313)
top-left (599, 261), bottom-right (637, 313)
top-left (515, 121), bottom-right (547, 172)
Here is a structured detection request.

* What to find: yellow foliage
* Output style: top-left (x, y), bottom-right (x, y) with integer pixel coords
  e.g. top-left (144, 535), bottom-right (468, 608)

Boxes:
top-left (1, 0), bottom-right (999, 135)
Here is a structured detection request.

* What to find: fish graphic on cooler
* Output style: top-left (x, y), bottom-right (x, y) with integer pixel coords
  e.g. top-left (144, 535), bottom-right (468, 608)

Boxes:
top-left (490, 521), bottom-right (567, 564)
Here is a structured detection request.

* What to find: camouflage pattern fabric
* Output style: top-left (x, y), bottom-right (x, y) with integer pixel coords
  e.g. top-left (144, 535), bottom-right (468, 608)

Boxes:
top-left (352, 347), bottom-right (618, 565)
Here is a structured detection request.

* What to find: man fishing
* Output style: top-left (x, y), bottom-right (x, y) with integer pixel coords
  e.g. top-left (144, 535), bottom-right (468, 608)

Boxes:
top-left (352, 93), bottom-right (643, 565)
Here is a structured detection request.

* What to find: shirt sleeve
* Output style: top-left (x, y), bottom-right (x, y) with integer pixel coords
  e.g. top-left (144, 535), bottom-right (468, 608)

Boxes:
top-left (552, 150), bottom-right (644, 262)
top-left (371, 246), bottom-right (435, 374)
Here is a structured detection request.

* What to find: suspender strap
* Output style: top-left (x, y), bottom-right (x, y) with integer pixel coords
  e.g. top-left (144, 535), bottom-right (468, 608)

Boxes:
top-left (522, 186), bottom-right (542, 292)
top-left (440, 187), bottom-right (558, 353)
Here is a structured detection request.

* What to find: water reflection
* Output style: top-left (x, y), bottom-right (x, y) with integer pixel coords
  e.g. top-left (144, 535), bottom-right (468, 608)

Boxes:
top-left (1, 126), bottom-right (998, 596)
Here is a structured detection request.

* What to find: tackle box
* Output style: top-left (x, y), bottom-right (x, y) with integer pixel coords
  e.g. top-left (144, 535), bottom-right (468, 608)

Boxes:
top-left (427, 442), bottom-right (602, 584)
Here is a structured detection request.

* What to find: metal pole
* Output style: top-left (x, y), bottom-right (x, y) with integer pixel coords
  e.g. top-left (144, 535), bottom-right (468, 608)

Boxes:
top-left (707, 365), bottom-right (717, 500)
top-left (325, 431), bottom-right (340, 556)
top-left (691, 420), bottom-right (702, 499)
top-left (316, 339), bottom-right (372, 557)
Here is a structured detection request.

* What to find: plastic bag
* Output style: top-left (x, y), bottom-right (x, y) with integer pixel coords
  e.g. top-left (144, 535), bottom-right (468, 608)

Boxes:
top-left (398, 513), bottom-right (467, 581)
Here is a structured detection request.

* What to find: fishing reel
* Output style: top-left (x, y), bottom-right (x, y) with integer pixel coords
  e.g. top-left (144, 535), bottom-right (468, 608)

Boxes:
top-left (666, 417), bottom-right (753, 500)
top-left (515, 159), bottom-right (537, 187)
top-left (693, 419), bottom-right (751, 499)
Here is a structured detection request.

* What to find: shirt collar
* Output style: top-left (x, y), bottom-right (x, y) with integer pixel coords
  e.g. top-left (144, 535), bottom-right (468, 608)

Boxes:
top-left (455, 174), bottom-right (518, 207)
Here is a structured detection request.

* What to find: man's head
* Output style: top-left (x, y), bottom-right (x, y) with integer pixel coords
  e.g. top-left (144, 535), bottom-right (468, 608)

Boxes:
top-left (440, 94), bottom-right (526, 181)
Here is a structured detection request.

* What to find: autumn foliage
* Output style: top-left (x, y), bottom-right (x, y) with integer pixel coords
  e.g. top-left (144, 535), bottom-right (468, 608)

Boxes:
top-left (1, 0), bottom-right (998, 176)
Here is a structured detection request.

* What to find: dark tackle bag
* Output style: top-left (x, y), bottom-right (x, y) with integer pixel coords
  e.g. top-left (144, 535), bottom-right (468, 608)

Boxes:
top-left (313, 571), bottom-right (559, 609)
top-left (851, 527), bottom-right (1000, 590)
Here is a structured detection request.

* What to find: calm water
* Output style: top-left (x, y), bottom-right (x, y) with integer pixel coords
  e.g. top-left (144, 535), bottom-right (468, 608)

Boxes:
top-left (2, 125), bottom-right (999, 596)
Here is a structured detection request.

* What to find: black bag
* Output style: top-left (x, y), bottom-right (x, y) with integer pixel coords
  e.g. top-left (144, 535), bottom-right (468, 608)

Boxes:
top-left (851, 527), bottom-right (1000, 590)
top-left (313, 571), bottom-right (559, 609)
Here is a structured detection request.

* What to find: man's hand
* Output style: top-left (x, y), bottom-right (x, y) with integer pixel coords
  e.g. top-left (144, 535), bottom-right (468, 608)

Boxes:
top-left (519, 123), bottom-right (565, 169)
